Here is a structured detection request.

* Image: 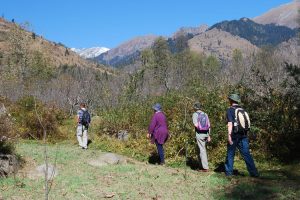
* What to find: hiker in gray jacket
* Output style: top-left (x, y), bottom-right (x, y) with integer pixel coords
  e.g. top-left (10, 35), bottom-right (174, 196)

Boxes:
top-left (192, 102), bottom-right (211, 172)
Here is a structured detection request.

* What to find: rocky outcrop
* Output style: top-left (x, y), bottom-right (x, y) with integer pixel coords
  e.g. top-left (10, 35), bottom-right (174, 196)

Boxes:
top-left (0, 154), bottom-right (18, 177)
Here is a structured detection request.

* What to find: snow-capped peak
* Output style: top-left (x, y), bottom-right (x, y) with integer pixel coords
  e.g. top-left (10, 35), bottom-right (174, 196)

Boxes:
top-left (71, 47), bottom-right (110, 59)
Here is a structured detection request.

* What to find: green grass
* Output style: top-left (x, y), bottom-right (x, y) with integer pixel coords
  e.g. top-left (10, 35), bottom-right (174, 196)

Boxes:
top-left (1, 141), bottom-right (299, 200)
top-left (213, 158), bottom-right (300, 200)
top-left (0, 141), bottom-right (225, 199)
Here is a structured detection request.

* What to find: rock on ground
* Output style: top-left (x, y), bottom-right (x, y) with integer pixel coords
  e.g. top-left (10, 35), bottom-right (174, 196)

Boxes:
top-left (0, 103), bottom-right (7, 116)
top-left (27, 163), bottom-right (58, 180)
top-left (88, 153), bottom-right (127, 167)
top-left (0, 154), bottom-right (18, 177)
top-left (117, 130), bottom-right (129, 141)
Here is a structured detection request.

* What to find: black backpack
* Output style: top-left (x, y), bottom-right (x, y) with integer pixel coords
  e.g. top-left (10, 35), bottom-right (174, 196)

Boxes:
top-left (233, 107), bottom-right (250, 134)
top-left (81, 110), bottom-right (91, 127)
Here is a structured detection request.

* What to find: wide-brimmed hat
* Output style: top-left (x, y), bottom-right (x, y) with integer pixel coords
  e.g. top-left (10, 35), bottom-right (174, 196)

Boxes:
top-left (228, 94), bottom-right (241, 103)
top-left (193, 102), bottom-right (201, 110)
top-left (152, 103), bottom-right (162, 111)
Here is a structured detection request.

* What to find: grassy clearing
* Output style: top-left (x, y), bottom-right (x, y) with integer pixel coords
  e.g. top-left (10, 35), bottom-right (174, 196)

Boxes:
top-left (0, 141), bottom-right (227, 199)
top-left (0, 141), bottom-right (299, 200)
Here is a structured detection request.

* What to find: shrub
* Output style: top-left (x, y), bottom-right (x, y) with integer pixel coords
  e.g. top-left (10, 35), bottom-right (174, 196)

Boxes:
top-left (0, 115), bottom-right (15, 140)
top-left (96, 89), bottom-right (231, 164)
top-left (0, 97), bottom-right (17, 154)
top-left (96, 81), bottom-right (300, 164)
top-left (11, 96), bottom-right (67, 141)
top-left (0, 141), bottom-right (15, 154)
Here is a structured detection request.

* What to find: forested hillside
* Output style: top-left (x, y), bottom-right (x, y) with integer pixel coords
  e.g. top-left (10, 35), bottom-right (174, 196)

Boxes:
top-left (209, 18), bottom-right (297, 46)
top-left (0, 2), bottom-right (299, 199)
top-left (0, 18), bottom-right (118, 111)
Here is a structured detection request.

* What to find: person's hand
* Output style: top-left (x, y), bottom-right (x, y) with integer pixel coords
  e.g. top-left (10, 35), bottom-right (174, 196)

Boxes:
top-left (207, 135), bottom-right (211, 142)
top-left (228, 135), bottom-right (233, 145)
top-left (147, 133), bottom-right (151, 139)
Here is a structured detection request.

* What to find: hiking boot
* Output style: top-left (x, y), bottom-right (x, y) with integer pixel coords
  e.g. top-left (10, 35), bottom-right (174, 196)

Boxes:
top-left (250, 174), bottom-right (260, 178)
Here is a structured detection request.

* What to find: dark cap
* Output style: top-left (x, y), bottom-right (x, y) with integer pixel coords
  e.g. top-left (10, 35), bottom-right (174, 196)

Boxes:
top-left (228, 94), bottom-right (241, 103)
top-left (193, 102), bottom-right (201, 110)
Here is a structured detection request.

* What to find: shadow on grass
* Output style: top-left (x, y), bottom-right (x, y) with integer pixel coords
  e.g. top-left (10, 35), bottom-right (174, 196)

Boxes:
top-left (220, 167), bottom-right (300, 199)
top-left (214, 162), bottom-right (244, 176)
top-left (224, 182), bottom-right (278, 200)
top-left (186, 157), bottom-right (201, 170)
top-left (214, 162), bottom-right (225, 173)
top-left (281, 169), bottom-right (300, 184)
top-left (148, 151), bottom-right (160, 165)
top-left (87, 139), bottom-right (92, 146)
top-left (259, 168), bottom-right (300, 184)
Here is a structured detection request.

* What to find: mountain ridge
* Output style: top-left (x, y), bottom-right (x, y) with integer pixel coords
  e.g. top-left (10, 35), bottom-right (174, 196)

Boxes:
top-left (71, 47), bottom-right (109, 59)
top-left (209, 18), bottom-right (297, 47)
top-left (253, 0), bottom-right (300, 29)
top-left (95, 35), bottom-right (159, 67)
top-left (0, 18), bottom-right (110, 73)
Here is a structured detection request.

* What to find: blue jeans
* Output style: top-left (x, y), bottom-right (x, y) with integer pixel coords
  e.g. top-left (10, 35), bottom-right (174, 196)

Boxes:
top-left (225, 137), bottom-right (258, 177)
top-left (155, 140), bottom-right (165, 164)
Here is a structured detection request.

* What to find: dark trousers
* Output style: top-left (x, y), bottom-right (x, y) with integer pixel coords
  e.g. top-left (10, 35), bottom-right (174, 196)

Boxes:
top-left (155, 140), bottom-right (165, 164)
top-left (225, 137), bottom-right (259, 177)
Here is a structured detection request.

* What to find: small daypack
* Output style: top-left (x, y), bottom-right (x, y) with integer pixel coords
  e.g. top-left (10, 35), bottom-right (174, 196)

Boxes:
top-left (81, 110), bottom-right (91, 127)
top-left (196, 112), bottom-right (210, 132)
top-left (233, 107), bottom-right (250, 134)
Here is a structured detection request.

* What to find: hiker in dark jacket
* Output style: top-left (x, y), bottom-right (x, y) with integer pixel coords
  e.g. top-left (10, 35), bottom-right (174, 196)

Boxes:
top-left (193, 102), bottom-right (211, 172)
top-left (148, 103), bottom-right (169, 165)
top-left (225, 94), bottom-right (259, 177)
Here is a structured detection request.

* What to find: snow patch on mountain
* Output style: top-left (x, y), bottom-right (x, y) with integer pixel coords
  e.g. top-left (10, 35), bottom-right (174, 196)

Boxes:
top-left (71, 47), bottom-right (110, 59)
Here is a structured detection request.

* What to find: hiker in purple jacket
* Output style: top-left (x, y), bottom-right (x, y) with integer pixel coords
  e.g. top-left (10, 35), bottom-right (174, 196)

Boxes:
top-left (147, 103), bottom-right (169, 165)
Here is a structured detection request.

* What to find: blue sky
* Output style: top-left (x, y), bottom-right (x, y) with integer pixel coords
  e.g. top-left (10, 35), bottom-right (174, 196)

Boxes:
top-left (1, 0), bottom-right (293, 48)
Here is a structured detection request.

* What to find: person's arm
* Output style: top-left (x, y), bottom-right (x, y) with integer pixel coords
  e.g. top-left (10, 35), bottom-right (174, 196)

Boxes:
top-left (226, 108), bottom-right (234, 145)
top-left (76, 111), bottom-right (80, 124)
top-left (207, 115), bottom-right (211, 142)
top-left (88, 112), bottom-right (91, 126)
top-left (192, 113), bottom-right (198, 128)
top-left (147, 114), bottom-right (156, 138)
top-left (207, 128), bottom-right (211, 142)
top-left (228, 122), bottom-right (233, 145)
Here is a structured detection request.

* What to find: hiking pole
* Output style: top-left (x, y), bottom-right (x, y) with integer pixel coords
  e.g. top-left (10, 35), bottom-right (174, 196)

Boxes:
top-left (184, 140), bottom-right (188, 180)
top-left (88, 123), bottom-right (92, 141)
top-left (183, 97), bottom-right (192, 181)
